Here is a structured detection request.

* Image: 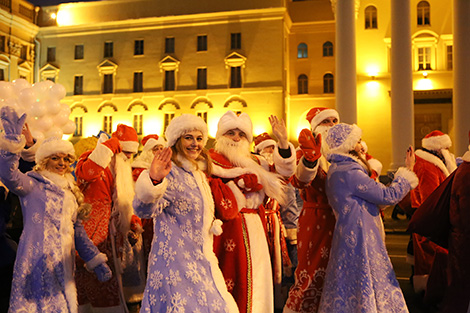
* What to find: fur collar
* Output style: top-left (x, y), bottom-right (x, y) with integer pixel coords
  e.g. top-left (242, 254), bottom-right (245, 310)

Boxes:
top-left (176, 154), bottom-right (207, 173)
top-left (327, 152), bottom-right (369, 173)
top-left (415, 149), bottom-right (450, 177)
top-left (36, 170), bottom-right (75, 191)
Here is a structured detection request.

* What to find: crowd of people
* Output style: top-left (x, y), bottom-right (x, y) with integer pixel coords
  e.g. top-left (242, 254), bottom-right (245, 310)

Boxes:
top-left (0, 103), bottom-right (468, 313)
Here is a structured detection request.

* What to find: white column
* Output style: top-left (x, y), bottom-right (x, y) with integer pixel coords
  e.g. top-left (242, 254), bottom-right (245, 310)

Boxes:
top-left (334, 0), bottom-right (357, 124)
top-left (390, 0), bottom-right (413, 170)
top-left (453, 0), bottom-right (470, 156)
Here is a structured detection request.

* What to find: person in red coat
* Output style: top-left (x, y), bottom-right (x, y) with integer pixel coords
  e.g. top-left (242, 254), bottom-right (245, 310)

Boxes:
top-left (75, 124), bottom-right (140, 313)
top-left (409, 130), bottom-right (457, 294)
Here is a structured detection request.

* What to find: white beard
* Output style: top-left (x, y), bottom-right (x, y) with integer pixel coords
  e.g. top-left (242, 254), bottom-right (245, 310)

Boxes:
top-left (440, 148), bottom-right (457, 174)
top-left (314, 125), bottom-right (332, 156)
top-left (260, 151), bottom-right (274, 166)
top-left (110, 152), bottom-right (135, 234)
top-left (214, 136), bottom-right (287, 206)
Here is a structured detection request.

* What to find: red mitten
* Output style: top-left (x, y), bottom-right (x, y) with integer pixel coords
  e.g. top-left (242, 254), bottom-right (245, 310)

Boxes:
top-left (209, 178), bottom-right (239, 221)
top-left (130, 215), bottom-right (142, 233)
top-left (235, 174), bottom-right (263, 192)
top-left (102, 137), bottom-right (122, 154)
top-left (298, 129), bottom-right (321, 162)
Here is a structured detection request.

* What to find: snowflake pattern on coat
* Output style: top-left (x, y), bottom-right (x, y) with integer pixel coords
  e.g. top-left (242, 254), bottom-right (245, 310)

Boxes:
top-left (134, 164), bottom-right (233, 313)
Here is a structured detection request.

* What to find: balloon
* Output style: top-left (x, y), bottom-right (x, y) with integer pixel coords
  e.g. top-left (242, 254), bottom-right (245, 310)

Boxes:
top-left (18, 88), bottom-right (37, 108)
top-left (30, 101), bottom-right (47, 118)
top-left (32, 81), bottom-right (53, 100)
top-left (47, 99), bottom-right (61, 115)
top-left (62, 120), bottom-right (76, 134)
top-left (60, 103), bottom-right (71, 115)
top-left (53, 110), bottom-right (70, 127)
top-left (37, 116), bottom-right (53, 132)
top-left (12, 79), bottom-right (31, 94)
top-left (31, 130), bottom-right (45, 142)
top-left (50, 84), bottom-right (66, 100)
top-left (45, 126), bottom-right (63, 139)
top-left (0, 82), bottom-right (14, 100)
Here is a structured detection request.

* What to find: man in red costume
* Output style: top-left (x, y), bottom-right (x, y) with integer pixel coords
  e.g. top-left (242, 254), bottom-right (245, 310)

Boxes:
top-left (75, 124), bottom-right (140, 313)
top-left (210, 111), bottom-right (296, 313)
top-left (409, 130), bottom-right (457, 297)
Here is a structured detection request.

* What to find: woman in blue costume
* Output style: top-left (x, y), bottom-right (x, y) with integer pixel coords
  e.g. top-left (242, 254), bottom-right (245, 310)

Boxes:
top-left (133, 114), bottom-right (238, 313)
top-left (318, 123), bottom-right (418, 313)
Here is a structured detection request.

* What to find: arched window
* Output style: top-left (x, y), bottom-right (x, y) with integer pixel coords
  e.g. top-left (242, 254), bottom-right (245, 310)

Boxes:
top-left (297, 43), bottom-right (308, 58)
top-left (417, 1), bottom-right (430, 26)
top-left (323, 41), bottom-right (333, 57)
top-left (323, 73), bottom-right (334, 94)
top-left (365, 6), bottom-right (378, 29)
top-left (298, 74), bottom-right (308, 94)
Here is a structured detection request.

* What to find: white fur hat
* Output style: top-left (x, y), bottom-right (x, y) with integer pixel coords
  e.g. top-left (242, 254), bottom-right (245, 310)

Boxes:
top-left (35, 137), bottom-right (75, 164)
top-left (422, 130), bottom-right (452, 151)
top-left (165, 114), bottom-right (208, 147)
top-left (325, 123), bottom-right (362, 155)
top-left (306, 107), bottom-right (339, 131)
top-left (112, 124), bottom-right (139, 153)
top-left (216, 110), bottom-right (253, 142)
top-left (141, 134), bottom-right (167, 152)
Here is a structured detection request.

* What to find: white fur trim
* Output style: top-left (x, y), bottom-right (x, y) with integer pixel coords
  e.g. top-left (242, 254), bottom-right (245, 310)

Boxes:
top-left (310, 109), bottom-right (339, 131)
top-left (85, 253), bottom-right (108, 271)
top-left (88, 143), bottom-right (114, 169)
top-left (413, 274), bottom-right (429, 293)
top-left (142, 137), bottom-right (167, 151)
top-left (216, 110), bottom-right (253, 142)
top-left (415, 149), bottom-right (450, 177)
top-left (463, 150), bottom-right (470, 162)
top-left (20, 140), bottom-right (40, 162)
top-left (327, 124), bottom-right (362, 155)
top-left (210, 219), bottom-right (223, 236)
top-left (422, 133), bottom-right (452, 150)
top-left (0, 133), bottom-right (26, 154)
top-left (164, 114), bottom-right (208, 147)
top-left (120, 140), bottom-right (139, 153)
top-left (226, 180), bottom-right (246, 211)
top-left (134, 170), bottom-right (168, 204)
top-left (255, 139), bottom-right (276, 153)
top-left (35, 138), bottom-right (75, 164)
top-left (212, 163), bottom-right (252, 179)
top-left (272, 142), bottom-right (296, 178)
top-left (368, 158), bottom-right (383, 176)
top-left (295, 156), bottom-right (320, 184)
top-left (395, 167), bottom-right (419, 189)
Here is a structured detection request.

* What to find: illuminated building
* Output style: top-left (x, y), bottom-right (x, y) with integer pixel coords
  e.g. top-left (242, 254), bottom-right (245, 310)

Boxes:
top-left (34, 0), bottom-right (470, 171)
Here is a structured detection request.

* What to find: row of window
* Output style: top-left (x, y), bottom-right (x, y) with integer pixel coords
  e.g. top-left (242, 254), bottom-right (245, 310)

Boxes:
top-left (47, 33), bottom-right (243, 62)
top-left (364, 1), bottom-right (431, 30)
top-left (298, 73), bottom-right (334, 94)
top-left (298, 41), bottom-right (333, 59)
top-left (72, 66), bottom-right (241, 94)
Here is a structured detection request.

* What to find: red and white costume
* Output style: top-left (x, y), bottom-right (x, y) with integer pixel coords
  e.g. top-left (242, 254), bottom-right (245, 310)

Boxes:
top-left (210, 111), bottom-right (295, 313)
top-left (75, 124), bottom-right (139, 313)
top-left (409, 130), bottom-right (456, 294)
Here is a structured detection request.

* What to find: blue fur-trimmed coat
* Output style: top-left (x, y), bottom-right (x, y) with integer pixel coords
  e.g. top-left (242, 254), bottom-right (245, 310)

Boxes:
top-left (318, 153), bottom-right (418, 313)
top-left (133, 157), bottom-right (239, 313)
top-left (0, 137), bottom-right (105, 313)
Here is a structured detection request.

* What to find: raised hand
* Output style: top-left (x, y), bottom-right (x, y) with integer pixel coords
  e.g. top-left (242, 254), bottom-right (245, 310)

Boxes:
top-left (269, 115), bottom-right (288, 149)
top-left (1, 106), bottom-right (26, 138)
top-left (149, 147), bottom-right (172, 182)
top-left (102, 137), bottom-right (122, 155)
top-left (405, 145), bottom-right (415, 171)
top-left (298, 128), bottom-right (322, 162)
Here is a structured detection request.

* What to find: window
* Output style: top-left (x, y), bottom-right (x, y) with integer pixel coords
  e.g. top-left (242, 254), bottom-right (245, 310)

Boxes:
top-left (417, 1), bottom-right (430, 26)
top-left (0, 69), bottom-right (4, 81)
top-left (133, 114), bottom-right (143, 135)
top-left (103, 74), bottom-right (113, 93)
top-left (197, 112), bottom-right (207, 123)
top-left (104, 41), bottom-right (113, 58)
top-left (133, 72), bottom-right (143, 92)
top-left (446, 45), bottom-right (453, 70)
top-left (47, 47), bottom-right (56, 62)
top-left (418, 47), bottom-right (432, 70)
top-left (231, 33), bottom-right (241, 50)
top-left (197, 35), bottom-right (207, 51)
top-left (74, 116), bottom-right (83, 137)
top-left (75, 45), bottom-right (84, 60)
top-left (298, 74), bottom-right (308, 94)
top-left (165, 37), bottom-right (175, 54)
top-left (323, 41), bottom-right (333, 57)
top-left (365, 6), bottom-right (378, 29)
top-left (74, 75), bottom-right (83, 95)
top-left (297, 43), bottom-right (308, 58)
top-left (230, 66), bottom-right (241, 88)
top-left (164, 113), bottom-right (174, 133)
top-left (323, 73), bottom-right (334, 93)
top-left (164, 70), bottom-right (175, 91)
top-left (46, 77), bottom-right (55, 83)
top-left (197, 68), bottom-right (207, 89)
top-left (0, 36), bottom-right (5, 52)
top-left (20, 45), bottom-right (27, 60)
top-left (103, 115), bottom-right (113, 134)
top-left (134, 40), bottom-right (144, 56)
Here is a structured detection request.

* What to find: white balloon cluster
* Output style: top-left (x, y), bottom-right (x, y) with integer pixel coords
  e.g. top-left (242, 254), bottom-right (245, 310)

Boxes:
top-left (0, 79), bottom-right (75, 141)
